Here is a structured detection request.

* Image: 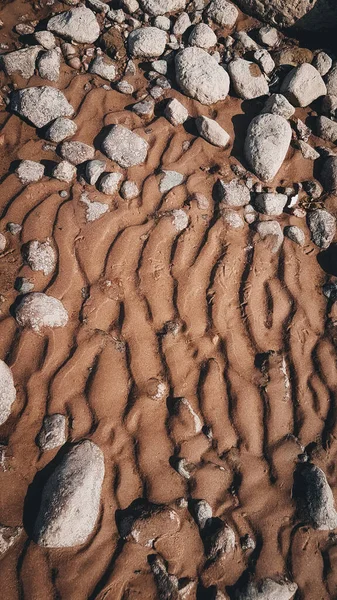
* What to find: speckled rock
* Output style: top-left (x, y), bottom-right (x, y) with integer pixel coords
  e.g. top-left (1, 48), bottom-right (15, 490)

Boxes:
top-left (11, 86), bottom-right (74, 128)
top-left (15, 293), bottom-right (68, 332)
top-left (175, 47), bottom-right (230, 105)
top-left (307, 209), bottom-right (336, 249)
top-left (38, 414), bottom-right (67, 451)
top-left (25, 240), bottom-right (56, 276)
top-left (164, 98), bottom-right (188, 125)
top-left (37, 48), bottom-right (61, 82)
top-left (316, 116), bottom-right (337, 143)
top-left (217, 178), bottom-right (250, 207)
top-left (47, 6), bottom-right (100, 44)
top-left (159, 170), bottom-right (184, 193)
top-left (46, 117), bottom-right (77, 143)
top-left (188, 23), bottom-right (217, 49)
top-left (139, 0), bottom-right (186, 16)
top-left (228, 58), bottom-right (269, 100)
top-left (118, 499), bottom-right (180, 546)
top-left (0, 525), bottom-right (22, 556)
top-left (85, 160), bottom-right (106, 185)
top-left (256, 220), bottom-right (284, 253)
top-left (294, 463), bottom-right (337, 530)
top-left (280, 63), bottom-right (326, 107)
top-left (255, 192), bottom-right (287, 216)
top-left (89, 55), bottom-right (117, 81)
top-left (234, 578), bottom-right (298, 600)
top-left (53, 160), bottom-right (77, 183)
top-left (99, 172), bottom-right (123, 195)
top-left (0, 360), bottom-right (16, 426)
top-left (102, 125), bottom-right (148, 167)
top-left (284, 225), bottom-right (305, 246)
top-left (261, 93), bottom-right (295, 119)
top-left (1, 46), bottom-right (41, 79)
top-left (128, 27), bottom-right (167, 58)
top-left (206, 0), bottom-right (238, 28)
top-left (244, 113), bottom-right (292, 181)
top-left (16, 160), bottom-right (45, 185)
top-left (321, 156), bottom-right (337, 193)
top-left (60, 141), bottom-right (95, 165)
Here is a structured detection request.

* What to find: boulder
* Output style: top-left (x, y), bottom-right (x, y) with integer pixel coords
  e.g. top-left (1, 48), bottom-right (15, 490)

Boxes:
top-left (228, 58), bottom-right (269, 100)
top-left (307, 209), bottom-right (336, 249)
top-left (128, 27), bottom-right (167, 58)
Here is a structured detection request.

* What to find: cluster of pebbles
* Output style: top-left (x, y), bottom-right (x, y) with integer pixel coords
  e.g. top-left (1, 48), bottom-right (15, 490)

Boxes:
top-left (1, 0), bottom-right (337, 598)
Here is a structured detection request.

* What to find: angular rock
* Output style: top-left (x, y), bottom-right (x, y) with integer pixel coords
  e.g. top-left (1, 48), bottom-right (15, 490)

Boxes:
top-left (16, 160), bottom-right (44, 185)
top-left (253, 49), bottom-right (275, 75)
top-left (38, 414), bottom-right (67, 451)
top-left (321, 156), bottom-right (337, 193)
top-left (1, 46), bottom-right (41, 79)
top-left (152, 59), bottom-right (167, 75)
top-left (228, 58), bottom-right (268, 100)
top-left (164, 98), bottom-right (188, 125)
top-left (11, 86), bottom-right (74, 128)
top-left (60, 141), bottom-right (95, 165)
top-left (173, 12), bottom-right (191, 36)
top-left (0, 360), bottom-right (16, 427)
top-left (34, 440), bottom-right (104, 547)
top-left (128, 27), bottom-right (167, 58)
top-left (317, 116), bottom-right (337, 143)
top-left (15, 293), bottom-right (68, 332)
top-left (46, 117), bottom-right (77, 143)
top-left (313, 51), bottom-right (332, 77)
top-left (0, 234), bottom-right (6, 253)
top-left (297, 140), bottom-right (319, 161)
top-left (217, 178), bottom-right (250, 207)
top-left (261, 93), bottom-right (295, 119)
top-left (85, 160), bottom-right (106, 185)
top-left (234, 31), bottom-right (259, 51)
top-left (255, 192), bottom-right (287, 216)
top-left (140, 0), bottom-right (186, 16)
top-left (244, 114), bottom-right (292, 181)
top-left (326, 66), bottom-right (337, 97)
top-left (188, 23), bottom-right (217, 49)
top-left (34, 31), bottom-right (56, 50)
top-left (222, 209), bottom-right (244, 228)
top-left (25, 240), bottom-right (56, 276)
top-left (89, 55), bottom-right (117, 81)
top-left (234, 578), bottom-right (298, 600)
top-left (280, 63), bottom-right (326, 108)
top-left (256, 220), bottom-right (284, 253)
top-left (131, 98), bottom-right (155, 119)
top-left (53, 160), bottom-right (76, 183)
top-left (37, 48), bottom-right (61, 82)
top-left (117, 499), bottom-right (180, 547)
top-left (284, 225), bottom-right (305, 246)
top-left (116, 80), bottom-right (134, 95)
top-left (154, 16), bottom-right (171, 30)
top-left (159, 170), bottom-right (184, 193)
top-left (258, 25), bottom-right (279, 47)
top-left (47, 6), bottom-right (100, 44)
top-left (196, 116), bottom-right (229, 148)
top-left (206, 0), bottom-right (238, 28)
top-left (99, 172), bottom-right (123, 195)
top-left (175, 47), bottom-right (230, 105)
top-left (307, 209), bottom-right (336, 249)
top-left (0, 525), bottom-right (22, 556)
top-left (294, 463), bottom-right (337, 530)
top-left (80, 193), bottom-right (109, 222)
top-left (101, 125), bottom-right (148, 168)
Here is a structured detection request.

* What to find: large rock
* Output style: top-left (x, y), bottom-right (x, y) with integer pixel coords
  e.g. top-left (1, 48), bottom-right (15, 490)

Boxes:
top-left (234, 0), bottom-right (337, 31)
top-left (234, 578), bottom-right (298, 600)
top-left (175, 47), bottom-right (230, 105)
top-left (139, 0), bottom-right (186, 15)
top-left (15, 293), bottom-right (68, 332)
top-left (307, 209), bottom-right (336, 249)
top-left (228, 58), bottom-right (269, 100)
top-left (188, 23), bottom-right (217, 49)
top-left (101, 125), bottom-right (148, 167)
top-left (47, 6), bottom-right (100, 43)
top-left (280, 63), bottom-right (326, 107)
top-left (1, 46), bottom-right (41, 79)
top-left (293, 463), bottom-right (337, 530)
top-left (244, 113), bottom-right (291, 181)
top-left (11, 86), bottom-right (74, 128)
top-left (321, 156), bottom-right (337, 193)
top-left (128, 27), bottom-right (167, 58)
top-left (196, 116), bottom-right (230, 147)
top-left (0, 360), bottom-right (16, 426)
top-left (33, 440), bottom-right (105, 547)
top-left (206, 0), bottom-right (239, 28)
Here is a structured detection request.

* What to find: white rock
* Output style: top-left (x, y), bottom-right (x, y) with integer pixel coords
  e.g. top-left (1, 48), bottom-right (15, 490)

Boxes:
top-left (317, 115), bottom-right (337, 143)
top-left (313, 51), bottom-right (332, 77)
top-left (140, 0), bottom-right (186, 15)
top-left (132, 98), bottom-right (155, 118)
top-left (99, 172), bottom-right (123, 195)
top-left (307, 209), bottom-right (336, 249)
top-left (297, 140), bottom-right (320, 160)
top-left (25, 240), bottom-right (56, 276)
top-left (80, 193), bottom-right (109, 222)
top-left (85, 160), bottom-right (106, 185)
top-left (47, 6), bottom-right (100, 44)
top-left (256, 220), bottom-right (284, 253)
top-left (116, 80), bottom-right (134, 95)
top-left (196, 116), bottom-right (229, 147)
top-left (321, 156), bottom-right (337, 193)
top-left (0, 360), bottom-right (16, 426)
top-left (253, 48), bottom-right (275, 75)
top-left (89, 55), bottom-right (117, 81)
top-left (46, 117), bottom-right (77, 143)
top-left (235, 578), bottom-right (297, 600)
top-left (153, 16), bottom-right (171, 30)
top-left (280, 63), bottom-right (326, 107)
top-left (261, 93), bottom-right (295, 119)
top-left (128, 27), bottom-right (167, 58)
top-left (222, 209), bottom-right (244, 228)
top-left (152, 59), bottom-right (167, 75)
top-left (38, 414), bottom-right (67, 451)
top-left (326, 65), bottom-right (337, 96)
top-left (206, 0), bottom-right (238, 28)
top-left (284, 225), bottom-right (305, 246)
top-left (255, 192), bottom-right (287, 216)
top-left (11, 86), bottom-right (74, 128)
top-left (120, 180), bottom-right (139, 199)
top-left (159, 170), bottom-right (184, 192)
top-left (101, 125), bottom-right (148, 168)
top-left (234, 31), bottom-right (259, 51)
top-left (173, 12), bottom-right (191, 35)
top-left (193, 500), bottom-right (212, 530)
top-left (188, 23), bottom-right (217, 49)
top-left (258, 25), bottom-right (279, 47)
top-left (172, 209), bottom-right (188, 231)
top-left (228, 58), bottom-right (269, 100)
top-left (53, 160), bottom-right (76, 182)
top-left (322, 94), bottom-right (337, 119)
top-left (33, 440), bottom-right (105, 547)
top-left (60, 141), bottom-right (95, 165)
top-left (244, 114), bottom-right (292, 181)
top-left (16, 160), bottom-right (44, 185)
top-left (217, 178), bottom-right (250, 206)
top-left (175, 47), bottom-right (230, 105)
top-left (294, 464), bottom-right (337, 530)
top-left (122, 0), bottom-right (139, 12)
top-left (0, 234), bottom-right (6, 252)
top-left (37, 48), bottom-right (61, 82)
top-left (1, 46), bottom-right (41, 79)
top-left (34, 31), bottom-right (56, 50)
top-left (164, 98), bottom-right (188, 125)
top-left (15, 293), bottom-right (68, 332)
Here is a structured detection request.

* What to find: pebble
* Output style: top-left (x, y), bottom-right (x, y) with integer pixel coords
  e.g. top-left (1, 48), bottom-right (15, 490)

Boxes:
top-left (294, 463), bottom-right (337, 530)
top-left (116, 80), bottom-right (134, 95)
top-left (149, 85), bottom-right (164, 99)
top-left (99, 172), bottom-right (123, 195)
top-left (196, 116), bottom-right (230, 147)
top-left (206, 0), bottom-right (238, 28)
top-left (244, 204), bottom-right (257, 224)
top-left (317, 115), bottom-right (337, 143)
top-left (159, 170), bottom-right (184, 193)
top-left (46, 117), bottom-right (77, 143)
top-left (175, 47), bottom-right (230, 105)
top-left (217, 178), bottom-right (250, 207)
top-left (234, 30), bottom-right (259, 51)
top-left (0, 233), bottom-right (6, 252)
top-left (34, 30), bottom-right (56, 50)
top-left (0, 525), bottom-right (22, 557)
top-left (120, 180), bottom-right (139, 199)
top-left (89, 55), bottom-right (117, 81)
top-left (11, 86), bottom-right (74, 128)
top-left (128, 27), bottom-right (167, 58)
top-left (307, 209), bottom-right (336, 249)
top-left (0, 360), bottom-right (16, 426)
top-left (173, 12), bottom-right (191, 35)
top-left (164, 98), bottom-right (188, 125)
top-left (14, 277), bottom-right (34, 293)
top-left (255, 192), bottom-right (287, 216)
top-left (175, 457), bottom-right (192, 479)
top-left (140, 0), bottom-right (186, 16)
top-left (107, 8), bottom-right (125, 23)
top-left (258, 25), bottom-right (279, 47)
top-left (60, 141), bottom-right (95, 165)
top-left (25, 240), bottom-right (56, 276)
top-left (256, 220), bottom-right (284, 253)
top-left (193, 499), bottom-right (212, 530)
top-left (101, 124), bottom-right (149, 167)
top-left (1, 46), bottom-right (41, 79)
top-left (7, 223), bottom-right (22, 235)
top-left (85, 160), bottom-right (106, 185)
top-left (297, 140), bottom-right (319, 161)
top-left (244, 113), bottom-right (292, 181)
top-left (37, 414), bottom-right (67, 451)
top-left (313, 51), bottom-right (332, 77)
top-left (234, 578), bottom-right (298, 600)
top-left (261, 93), bottom-right (295, 119)
top-left (87, 0), bottom-right (110, 12)
top-left (284, 225), bottom-right (305, 246)
top-left (253, 48), bottom-right (275, 75)
top-left (53, 160), bottom-right (77, 182)
top-left (16, 160), bottom-right (45, 185)
top-left (117, 499), bottom-right (180, 546)
top-left (151, 59), bottom-right (167, 75)
top-left (228, 58), bottom-right (269, 100)
top-left (188, 23), bottom-right (217, 49)
top-left (47, 6), bottom-right (100, 44)
top-left (172, 209), bottom-right (189, 231)
top-left (37, 48), bottom-right (61, 82)
top-left (280, 63), bottom-right (327, 107)
top-left (149, 554), bottom-right (179, 600)
top-left (131, 98), bottom-right (155, 119)
top-left (222, 208), bottom-right (244, 228)
top-left (34, 440), bottom-right (104, 547)
top-left (303, 179), bottom-right (323, 199)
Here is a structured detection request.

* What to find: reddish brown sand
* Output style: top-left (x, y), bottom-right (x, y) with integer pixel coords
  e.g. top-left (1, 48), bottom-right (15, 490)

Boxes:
top-left (1, 1), bottom-right (337, 599)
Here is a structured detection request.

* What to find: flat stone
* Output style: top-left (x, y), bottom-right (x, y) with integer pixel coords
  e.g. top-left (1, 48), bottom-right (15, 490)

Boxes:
top-left (172, 209), bottom-right (188, 231)
top-left (159, 170), bottom-right (184, 193)
top-left (47, 6), bottom-right (100, 44)
top-left (99, 172), bottom-right (123, 194)
top-left (234, 578), bottom-right (298, 600)
top-left (228, 58), bottom-right (269, 100)
top-left (255, 192), bottom-right (287, 216)
top-left (261, 93), bottom-right (295, 119)
top-left (1, 46), bottom-right (41, 79)
top-left (25, 240), bottom-right (56, 276)
top-left (0, 525), bottom-right (22, 556)
top-left (15, 293), bottom-right (68, 332)
top-left (0, 360), bottom-right (16, 427)
top-left (11, 86), bottom-right (74, 128)
top-left (317, 116), bottom-right (337, 143)
top-left (256, 220), bottom-right (284, 253)
top-left (175, 47), bottom-right (230, 105)
top-left (37, 48), bottom-right (61, 82)
top-left (188, 23), bottom-right (217, 49)
top-left (128, 27), bottom-right (167, 58)
top-left (280, 63), bottom-right (326, 107)
top-left (16, 160), bottom-right (44, 185)
top-left (294, 463), bottom-right (337, 530)
top-left (307, 209), bottom-right (336, 249)
top-left (46, 117), bottom-right (77, 143)
top-left (206, 0), bottom-right (238, 28)
top-left (101, 125), bottom-right (148, 168)
top-left (196, 116), bottom-right (230, 147)
top-left (217, 178), bottom-right (250, 207)
top-left (53, 160), bottom-right (77, 182)
top-left (244, 113), bottom-right (292, 181)
top-left (284, 225), bottom-right (305, 246)
top-left (89, 55), bottom-right (117, 81)
top-left (85, 160), bottom-right (106, 185)
top-left (117, 499), bottom-right (180, 546)
top-left (164, 98), bottom-right (188, 125)
top-left (60, 141), bottom-right (95, 165)
top-left (38, 414), bottom-right (67, 451)
top-left (140, 0), bottom-right (186, 16)
top-left (33, 440), bottom-right (105, 547)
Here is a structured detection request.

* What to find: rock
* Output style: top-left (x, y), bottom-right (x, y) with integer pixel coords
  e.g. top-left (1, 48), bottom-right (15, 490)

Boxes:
top-left (175, 47), bottom-right (230, 105)
top-left (294, 463), bottom-right (337, 530)
top-left (152, 59), bottom-right (167, 75)
top-left (15, 277), bottom-right (34, 294)
top-left (154, 16), bottom-right (171, 30)
top-left (0, 525), bottom-right (22, 556)
top-left (234, 31), bottom-right (259, 51)
top-left (0, 234), bottom-right (6, 252)
top-left (149, 554), bottom-right (179, 600)
top-left (53, 160), bottom-right (77, 183)
top-left (117, 499), bottom-right (180, 546)
top-left (173, 12), bottom-right (191, 35)
top-left (228, 58), bottom-right (268, 100)
top-left (196, 116), bottom-right (230, 147)
top-left (1, 46), bottom-right (41, 79)
top-left (273, 47), bottom-right (313, 68)
top-left (297, 140), bottom-right (319, 161)
top-left (131, 98), bottom-right (155, 119)
top-left (80, 193), bottom-right (109, 222)
top-left (256, 220), bottom-right (284, 253)
top-left (321, 156), bottom-right (337, 193)
top-left (11, 86), bottom-right (74, 129)
top-left (37, 48), bottom-right (61, 82)
top-left (222, 209), bottom-right (244, 228)
top-left (59, 141), bottom-right (95, 165)
top-left (244, 114), bottom-right (292, 181)
top-left (253, 49), bottom-right (275, 75)
top-left (15, 293), bottom-right (68, 332)
top-left (101, 125), bottom-right (148, 168)
top-left (34, 440), bottom-right (104, 547)
top-left (217, 178), bottom-right (250, 207)
top-left (128, 27), bottom-right (167, 58)
top-left (317, 116), bottom-right (337, 143)
top-left (322, 94), bottom-right (337, 119)
top-left (255, 192), bottom-right (287, 216)
top-left (244, 204), bottom-right (257, 224)
top-left (234, 578), bottom-right (298, 600)
top-left (188, 24), bottom-right (217, 49)
top-left (284, 225), bottom-right (305, 246)
top-left (25, 240), bottom-right (56, 276)
top-left (258, 25), bottom-right (279, 47)
top-left (89, 55), bottom-right (117, 81)
top-left (7, 223), bottom-right (22, 236)
top-left (85, 160), bottom-right (106, 185)
top-left (0, 360), bottom-right (16, 426)
top-left (16, 160), bottom-right (44, 185)
top-left (193, 500), bottom-right (212, 530)
top-left (206, 0), bottom-right (238, 28)
top-left (326, 66), bottom-right (337, 97)
top-left (323, 282), bottom-right (337, 301)
top-left (303, 179), bottom-right (323, 199)
top-left (47, 6), bottom-right (100, 44)
top-left (175, 457), bottom-right (192, 479)
top-left (313, 51), bottom-right (332, 77)
top-left (116, 80), bottom-right (134, 95)
top-left (280, 63), bottom-right (326, 107)
top-left (38, 414), bottom-right (67, 451)
top-left (205, 521), bottom-right (235, 559)
top-left (120, 180), bottom-right (139, 200)
top-left (164, 98), bottom-right (188, 125)
top-left (307, 209), bottom-right (336, 249)
top-left (46, 117), bottom-right (77, 143)
top-left (139, 0), bottom-right (186, 16)
top-left (293, 117), bottom-right (311, 142)
top-left (99, 172), bottom-right (123, 195)
top-left (261, 93), bottom-right (295, 119)
top-left (168, 397), bottom-right (202, 444)
top-left (159, 170), bottom-right (184, 193)
top-left (34, 31), bottom-right (56, 50)
top-left (122, 0), bottom-right (139, 12)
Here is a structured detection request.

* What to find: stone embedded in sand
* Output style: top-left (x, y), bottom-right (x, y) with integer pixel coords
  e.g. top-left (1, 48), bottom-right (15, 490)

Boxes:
top-left (256, 220), bottom-right (284, 253)
top-left (16, 160), bottom-right (45, 185)
top-left (149, 554), bottom-right (179, 600)
top-left (89, 55), bottom-right (117, 81)
top-left (116, 80), bottom-right (134, 95)
top-left (284, 225), bottom-right (305, 246)
top-left (206, 0), bottom-right (238, 28)
top-left (37, 48), bottom-right (61, 82)
top-left (85, 160), bottom-right (106, 185)
top-left (60, 141), bottom-right (95, 165)
top-left (159, 170), bottom-right (184, 193)
top-left (325, 65), bottom-right (337, 96)
top-left (307, 209), bottom-right (336, 249)
top-left (216, 178), bottom-right (250, 207)
top-left (244, 113), bottom-right (291, 182)
top-left (234, 578), bottom-right (298, 600)
top-left (34, 30), bottom-right (56, 50)
top-left (193, 500), bottom-right (212, 530)
top-left (294, 463), bottom-right (337, 530)
top-left (0, 234), bottom-right (6, 253)
top-left (80, 192), bottom-right (109, 222)
top-left (313, 51), bottom-right (332, 77)
top-left (280, 63), bottom-right (326, 108)
top-left (172, 209), bottom-right (188, 231)
top-left (128, 27), bottom-right (167, 58)
top-left (188, 23), bottom-right (217, 49)
top-left (0, 360), bottom-right (16, 427)
top-left (11, 86), bottom-right (74, 128)
top-left (169, 397), bottom-right (202, 444)
top-left (99, 172), bottom-right (123, 195)
top-left (46, 117), bottom-right (77, 143)
top-left (120, 180), bottom-right (139, 200)
top-left (317, 116), bottom-right (337, 143)
top-left (15, 293), bottom-right (68, 332)
top-left (131, 98), bottom-right (155, 119)
top-left (222, 208), bottom-right (244, 228)
top-left (228, 58), bottom-right (269, 100)
top-left (38, 414), bottom-right (67, 451)
top-left (33, 440), bottom-right (104, 547)
top-left (321, 156), bottom-right (337, 193)
top-left (205, 521), bottom-right (236, 559)
top-left (1, 46), bottom-right (41, 79)
top-left (140, 0), bottom-right (186, 15)
top-left (53, 160), bottom-right (77, 183)
top-left (196, 116), bottom-right (230, 148)
top-left (175, 47), bottom-right (230, 105)
top-left (164, 98), bottom-right (188, 125)
top-left (117, 499), bottom-right (180, 547)
top-left (25, 240), bottom-right (56, 276)
top-left (255, 193), bottom-right (287, 216)
top-left (0, 525), bottom-right (22, 556)
top-left (102, 125), bottom-right (149, 168)
top-left (47, 6), bottom-right (100, 44)
top-left (261, 93), bottom-right (295, 119)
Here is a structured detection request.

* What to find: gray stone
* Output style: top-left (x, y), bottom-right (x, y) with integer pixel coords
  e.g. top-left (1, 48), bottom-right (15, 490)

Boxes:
top-left (0, 360), bottom-right (16, 427)
top-left (15, 293), bottom-right (68, 332)
top-left (234, 578), bottom-right (298, 600)
top-left (140, 0), bottom-right (186, 15)
top-left (87, 0), bottom-right (109, 11)
top-left (60, 141), bottom-right (95, 165)
top-left (284, 225), bottom-right (305, 246)
top-left (33, 440), bottom-right (105, 547)
top-left (188, 23), bottom-right (217, 49)
top-left (164, 98), bottom-right (188, 125)
top-left (258, 25), bottom-right (279, 47)
top-left (205, 521), bottom-right (235, 559)
top-left (172, 209), bottom-right (188, 231)
top-left (120, 180), bottom-right (140, 200)
top-left (46, 117), bottom-right (77, 143)
top-left (122, 0), bottom-right (139, 12)
top-left (25, 240), bottom-right (56, 276)
top-left (316, 116), bottom-right (337, 143)
top-left (37, 48), bottom-right (61, 82)
top-left (322, 94), bottom-right (337, 119)
top-left (16, 160), bottom-right (44, 185)
top-left (80, 192), bottom-right (109, 222)
top-left (326, 66), bottom-right (337, 97)
top-left (173, 12), bottom-right (191, 35)
top-left (116, 80), bottom-right (134, 95)
top-left (244, 114), bottom-right (292, 181)
top-left (175, 47), bottom-right (230, 105)
top-left (53, 160), bottom-right (77, 183)
top-left (38, 414), bottom-right (67, 451)
top-left (196, 116), bottom-right (229, 147)
top-left (101, 125), bottom-right (148, 168)
top-left (217, 178), bottom-right (250, 207)
top-left (313, 51), bottom-right (332, 77)
top-left (294, 463), bottom-right (337, 530)
top-left (234, 31), bottom-right (259, 51)
top-left (1, 46), bottom-right (41, 79)
top-left (307, 209), bottom-right (336, 249)
top-left (297, 140), bottom-right (319, 161)
top-left (85, 160), bottom-right (106, 185)
top-left (253, 49), bottom-right (275, 75)
top-left (261, 93), bottom-right (295, 119)
top-left (89, 55), bottom-right (117, 81)
top-left (34, 31), bottom-right (56, 50)
top-left (128, 27), bottom-right (167, 58)
top-left (256, 220), bottom-right (284, 253)
top-left (47, 6), bottom-right (100, 44)
top-left (131, 98), bottom-right (155, 119)
top-left (222, 209), bottom-right (244, 228)
top-left (0, 525), bottom-right (22, 556)
top-left (107, 8), bottom-right (125, 23)
top-left (159, 170), bottom-right (184, 193)
top-left (118, 499), bottom-right (180, 546)
top-left (321, 156), bottom-right (337, 193)
top-left (15, 277), bottom-right (34, 294)
top-left (99, 172), bottom-right (123, 195)
top-left (11, 86), bottom-right (74, 128)
top-left (154, 16), bottom-right (171, 30)
top-left (151, 59), bottom-right (167, 75)
top-left (228, 58), bottom-right (268, 100)
top-left (255, 192), bottom-right (287, 216)
top-left (206, 0), bottom-right (238, 28)
top-left (280, 63), bottom-right (326, 107)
